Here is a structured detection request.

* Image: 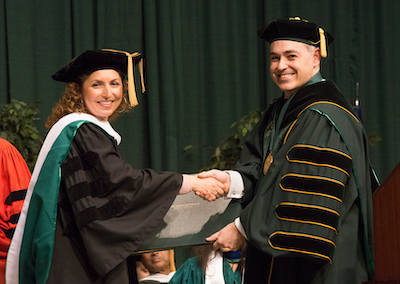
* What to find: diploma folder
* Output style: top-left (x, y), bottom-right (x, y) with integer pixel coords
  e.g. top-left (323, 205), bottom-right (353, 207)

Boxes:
top-left (135, 193), bottom-right (241, 253)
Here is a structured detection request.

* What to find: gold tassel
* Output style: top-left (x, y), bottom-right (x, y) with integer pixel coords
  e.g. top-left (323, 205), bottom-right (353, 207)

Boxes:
top-left (138, 58), bottom-right (146, 94)
top-left (169, 249), bottom-right (176, 272)
top-left (102, 49), bottom-right (145, 107)
top-left (319, 28), bottom-right (327, 58)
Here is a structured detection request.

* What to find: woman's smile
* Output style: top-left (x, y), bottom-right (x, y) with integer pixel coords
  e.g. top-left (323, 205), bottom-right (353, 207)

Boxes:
top-left (82, 69), bottom-right (123, 121)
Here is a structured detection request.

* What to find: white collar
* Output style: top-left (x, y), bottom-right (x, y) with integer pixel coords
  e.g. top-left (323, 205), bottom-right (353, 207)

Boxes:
top-left (54, 113), bottom-right (121, 145)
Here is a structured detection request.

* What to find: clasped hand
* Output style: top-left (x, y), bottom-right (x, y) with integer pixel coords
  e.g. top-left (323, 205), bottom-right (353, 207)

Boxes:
top-left (190, 169), bottom-right (230, 201)
top-left (191, 170), bottom-right (246, 252)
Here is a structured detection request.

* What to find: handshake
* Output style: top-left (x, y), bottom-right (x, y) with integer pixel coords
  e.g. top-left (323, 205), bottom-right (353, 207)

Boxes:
top-left (187, 169), bottom-right (231, 202)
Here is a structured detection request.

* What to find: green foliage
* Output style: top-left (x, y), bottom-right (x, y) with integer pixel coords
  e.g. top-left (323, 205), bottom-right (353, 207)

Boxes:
top-left (186, 110), bottom-right (262, 171)
top-left (0, 99), bottom-right (43, 170)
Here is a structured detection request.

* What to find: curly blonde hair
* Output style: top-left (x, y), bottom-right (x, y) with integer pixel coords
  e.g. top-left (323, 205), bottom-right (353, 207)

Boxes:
top-left (45, 74), bottom-right (130, 129)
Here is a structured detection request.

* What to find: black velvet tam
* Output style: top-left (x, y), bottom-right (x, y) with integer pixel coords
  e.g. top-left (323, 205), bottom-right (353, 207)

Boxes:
top-left (257, 17), bottom-right (334, 47)
top-left (52, 50), bottom-right (141, 83)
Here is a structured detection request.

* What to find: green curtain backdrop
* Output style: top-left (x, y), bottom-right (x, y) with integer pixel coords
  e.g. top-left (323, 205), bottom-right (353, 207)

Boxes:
top-left (1, 0), bottom-right (399, 182)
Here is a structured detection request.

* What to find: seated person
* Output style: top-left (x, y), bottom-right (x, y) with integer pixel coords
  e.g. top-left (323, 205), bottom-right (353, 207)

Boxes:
top-left (139, 249), bottom-right (176, 283)
top-left (169, 244), bottom-right (244, 284)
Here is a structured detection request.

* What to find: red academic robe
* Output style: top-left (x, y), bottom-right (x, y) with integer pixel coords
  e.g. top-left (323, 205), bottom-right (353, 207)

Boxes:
top-left (0, 138), bottom-right (31, 284)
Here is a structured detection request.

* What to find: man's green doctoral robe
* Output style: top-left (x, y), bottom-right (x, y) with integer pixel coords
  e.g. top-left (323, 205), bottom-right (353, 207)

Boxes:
top-left (236, 80), bottom-right (376, 283)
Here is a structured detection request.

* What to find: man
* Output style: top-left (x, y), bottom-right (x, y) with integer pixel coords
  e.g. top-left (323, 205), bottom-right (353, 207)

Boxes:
top-left (199, 17), bottom-right (376, 283)
top-left (139, 250), bottom-right (175, 284)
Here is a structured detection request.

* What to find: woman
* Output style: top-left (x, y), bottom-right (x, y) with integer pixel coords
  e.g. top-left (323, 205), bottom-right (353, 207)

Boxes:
top-left (6, 49), bottom-right (226, 284)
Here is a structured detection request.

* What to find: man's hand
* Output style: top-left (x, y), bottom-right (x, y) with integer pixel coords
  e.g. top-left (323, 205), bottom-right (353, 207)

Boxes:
top-left (206, 222), bottom-right (246, 252)
top-left (190, 175), bottom-right (226, 201)
top-left (195, 170), bottom-right (231, 200)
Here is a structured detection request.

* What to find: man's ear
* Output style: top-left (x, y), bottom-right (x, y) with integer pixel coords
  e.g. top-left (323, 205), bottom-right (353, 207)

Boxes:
top-left (313, 47), bottom-right (321, 66)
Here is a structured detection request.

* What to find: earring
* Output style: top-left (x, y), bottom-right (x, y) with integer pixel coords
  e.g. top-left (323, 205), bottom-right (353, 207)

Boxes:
top-left (80, 99), bottom-right (86, 112)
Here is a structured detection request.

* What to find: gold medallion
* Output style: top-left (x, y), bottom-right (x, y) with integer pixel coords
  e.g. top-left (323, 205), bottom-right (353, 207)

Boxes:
top-left (263, 152), bottom-right (273, 175)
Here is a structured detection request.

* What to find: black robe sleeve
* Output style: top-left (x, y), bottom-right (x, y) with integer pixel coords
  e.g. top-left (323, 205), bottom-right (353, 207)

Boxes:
top-left (53, 123), bottom-right (182, 280)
